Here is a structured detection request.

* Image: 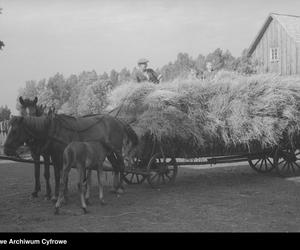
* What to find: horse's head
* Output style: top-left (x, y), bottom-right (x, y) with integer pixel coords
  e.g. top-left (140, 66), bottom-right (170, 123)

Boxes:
top-left (36, 104), bottom-right (47, 116)
top-left (19, 96), bottom-right (38, 116)
top-left (3, 116), bottom-right (28, 156)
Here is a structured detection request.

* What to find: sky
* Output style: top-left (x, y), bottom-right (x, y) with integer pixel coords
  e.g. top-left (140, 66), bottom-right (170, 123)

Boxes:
top-left (1, 0), bottom-right (300, 114)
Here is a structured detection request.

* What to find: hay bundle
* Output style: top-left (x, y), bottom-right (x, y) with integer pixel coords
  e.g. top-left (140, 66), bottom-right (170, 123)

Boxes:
top-left (106, 71), bottom-right (300, 156)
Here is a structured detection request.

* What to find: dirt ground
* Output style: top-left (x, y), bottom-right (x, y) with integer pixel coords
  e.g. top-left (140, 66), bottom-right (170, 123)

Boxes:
top-left (0, 161), bottom-right (300, 232)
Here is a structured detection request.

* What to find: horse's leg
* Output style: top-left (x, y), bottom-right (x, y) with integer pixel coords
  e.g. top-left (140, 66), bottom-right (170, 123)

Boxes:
top-left (31, 153), bottom-right (41, 198)
top-left (107, 153), bottom-right (121, 193)
top-left (54, 160), bottom-right (71, 215)
top-left (78, 164), bottom-right (88, 214)
top-left (97, 164), bottom-right (106, 205)
top-left (52, 154), bottom-right (62, 202)
top-left (85, 169), bottom-right (92, 205)
top-left (110, 150), bottom-right (126, 194)
top-left (114, 150), bottom-right (126, 191)
top-left (43, 154), bottom-right (52, 200)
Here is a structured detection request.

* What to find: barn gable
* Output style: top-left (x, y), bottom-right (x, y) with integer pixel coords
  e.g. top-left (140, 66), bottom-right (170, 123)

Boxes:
top-left (247, 13), bottom-right (300, 75)
top-left (248, 13), bottom-right (300, 56)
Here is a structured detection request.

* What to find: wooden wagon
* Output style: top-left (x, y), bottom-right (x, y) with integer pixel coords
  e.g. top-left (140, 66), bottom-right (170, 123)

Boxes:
top-left (121, 132), bottom-right (300, 188)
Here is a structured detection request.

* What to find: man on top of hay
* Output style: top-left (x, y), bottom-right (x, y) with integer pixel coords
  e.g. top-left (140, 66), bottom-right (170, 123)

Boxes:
top-left (202, 61), bottom-right (216, 80)
top-left (135, 58), bottom-right (162, 84)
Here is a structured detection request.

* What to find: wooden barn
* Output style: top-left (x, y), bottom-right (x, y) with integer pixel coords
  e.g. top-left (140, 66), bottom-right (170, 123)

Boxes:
top-left (247, 13), bottom-right (300, 75)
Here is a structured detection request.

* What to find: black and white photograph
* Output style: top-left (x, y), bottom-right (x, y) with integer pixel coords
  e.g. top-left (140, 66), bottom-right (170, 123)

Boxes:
top-left (1, 0), bottom-right (300, 235)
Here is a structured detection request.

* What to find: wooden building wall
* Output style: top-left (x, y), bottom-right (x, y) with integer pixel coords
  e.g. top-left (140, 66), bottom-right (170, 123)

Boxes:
top-left (251, 18), bottom-right (299, 75)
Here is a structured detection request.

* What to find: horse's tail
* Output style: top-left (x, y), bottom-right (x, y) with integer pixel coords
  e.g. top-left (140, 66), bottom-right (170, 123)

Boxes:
top-left (122, 122), bottom-right (139, 147)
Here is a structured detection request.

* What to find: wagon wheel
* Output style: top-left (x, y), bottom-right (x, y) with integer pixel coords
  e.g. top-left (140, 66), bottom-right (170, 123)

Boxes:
top-left (248, 148), bottom-right (277, 173)
top-left (146, 153), bottom-right (178, 188)
top-left (275, 148), bottom-right (300, 177)
top-left (122, 157), bottom-right (147, 185)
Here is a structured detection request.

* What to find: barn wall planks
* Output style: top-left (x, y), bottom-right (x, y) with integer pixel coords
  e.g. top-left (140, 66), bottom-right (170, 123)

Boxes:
top-left (251, 18), bottom-right (299, 75)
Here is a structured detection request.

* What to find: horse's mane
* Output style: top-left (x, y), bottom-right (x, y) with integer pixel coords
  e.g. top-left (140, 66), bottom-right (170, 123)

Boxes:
top-left (54, 113), bottom-right (94, 132)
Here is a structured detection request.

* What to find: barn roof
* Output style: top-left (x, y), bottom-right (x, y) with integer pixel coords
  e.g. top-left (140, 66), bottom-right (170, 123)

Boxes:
top-left (247, 13), bottom-right (300, 56)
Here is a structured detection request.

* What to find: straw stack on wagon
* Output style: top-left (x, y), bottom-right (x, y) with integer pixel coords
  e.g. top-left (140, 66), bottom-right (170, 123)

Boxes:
top-left (106, 71), bottom-right (300, 157)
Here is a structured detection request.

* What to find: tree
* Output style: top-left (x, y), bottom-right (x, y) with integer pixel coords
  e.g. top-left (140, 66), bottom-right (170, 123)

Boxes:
top-left (99, 72), bottom-right (109, 81)
top-left (235, 49), bottom-right (258, 75)
top-left (77, 80), bottom-right (112, 115)
top-left (109, 69), bottom-right (119, 87)
top-left (195, 54), bottom-right (206, 74)
top-left (205, 48), bottom-right (225, 71)
top-left (222, 50), bottom-right (236, 71)
top-left (78, 70), bottom-right (98, 87)
top-left (119, 68), bottom-right (131, 82)
top-left (0, 105), bottom-right (11, 121)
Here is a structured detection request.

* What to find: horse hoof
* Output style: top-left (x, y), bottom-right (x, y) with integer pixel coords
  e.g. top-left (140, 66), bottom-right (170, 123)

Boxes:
top-left (100, 200), bottom-right (107, 206)
top-left (31, 192), bottom-right (38, 198)
top-left (109, 189), bottom-right (117, 194)
top-left (82, 207), bottom-right (88, 214)
top-left (116, 188), bottom-right (124, 195)
top-left (54, 208), bottom-right (59, 215)
top-left (51, 196), bottom-right (58, 203)
top-left (44, 195), bottom-right (51, 201)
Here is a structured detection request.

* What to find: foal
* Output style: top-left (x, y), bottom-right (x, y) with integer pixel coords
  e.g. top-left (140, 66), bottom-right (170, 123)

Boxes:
top-left (55, 141), bottom-right (108, 214)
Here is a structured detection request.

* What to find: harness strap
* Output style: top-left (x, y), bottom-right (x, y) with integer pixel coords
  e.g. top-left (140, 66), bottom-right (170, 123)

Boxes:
top-left (57, 116), bottom-right (105, 133)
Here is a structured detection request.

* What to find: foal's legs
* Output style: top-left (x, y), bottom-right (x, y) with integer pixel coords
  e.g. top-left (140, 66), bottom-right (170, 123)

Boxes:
top-left (78, 165), bottom-right (88, 213)
top-left (54, 160), bottom-right (72, 214)
top-left (85, 169), bottom-right (92, 205)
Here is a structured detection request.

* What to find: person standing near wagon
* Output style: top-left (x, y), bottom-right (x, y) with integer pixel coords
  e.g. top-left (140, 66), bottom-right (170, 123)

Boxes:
top-left (135, 58), bottom-right (162, 84)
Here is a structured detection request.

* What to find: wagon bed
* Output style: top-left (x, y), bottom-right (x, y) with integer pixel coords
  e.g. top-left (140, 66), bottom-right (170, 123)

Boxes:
top-left (121, 134), bottom-right (300, 187)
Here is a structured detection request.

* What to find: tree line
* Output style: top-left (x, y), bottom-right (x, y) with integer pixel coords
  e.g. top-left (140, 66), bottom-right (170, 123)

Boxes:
top-left (17, 48), bottom-right (256, 116)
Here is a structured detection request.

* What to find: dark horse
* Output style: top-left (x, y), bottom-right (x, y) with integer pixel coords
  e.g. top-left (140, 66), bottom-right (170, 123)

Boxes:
top-left (4, 113), bottom-right (139, 200)
top-left (18, 96), bottom-right (52, 199)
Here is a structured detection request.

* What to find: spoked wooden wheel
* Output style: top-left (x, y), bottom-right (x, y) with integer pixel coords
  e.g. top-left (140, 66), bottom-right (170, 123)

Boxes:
top-left (276, 148), bottom-right (300, 177)
top-left (122, 157), bottom-right (147, 185)
top-left (248, 148), bottom-right (277, 173)
top-left (146, 153), bottom-right (178, 188)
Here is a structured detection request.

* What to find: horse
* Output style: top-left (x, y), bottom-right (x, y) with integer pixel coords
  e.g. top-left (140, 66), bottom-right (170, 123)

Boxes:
top-left (18, 96), bottom-right (52, 199)
top-left (4, 113), bottom-right (139, 200)
top-left (54, 141), bottom-right (108, 214)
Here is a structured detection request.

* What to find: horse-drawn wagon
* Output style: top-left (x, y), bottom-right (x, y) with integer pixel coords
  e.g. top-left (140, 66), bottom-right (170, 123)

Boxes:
top-left (2, 72), bottom-right (300, 193)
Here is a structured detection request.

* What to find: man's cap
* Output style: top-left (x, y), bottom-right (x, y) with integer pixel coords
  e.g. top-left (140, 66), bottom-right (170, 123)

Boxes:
top-left (137, 58), bottom-right (149, 64)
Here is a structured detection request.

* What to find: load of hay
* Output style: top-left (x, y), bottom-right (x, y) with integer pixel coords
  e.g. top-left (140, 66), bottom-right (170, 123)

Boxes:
top-left (106, 71), bottom-right (300, 157)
